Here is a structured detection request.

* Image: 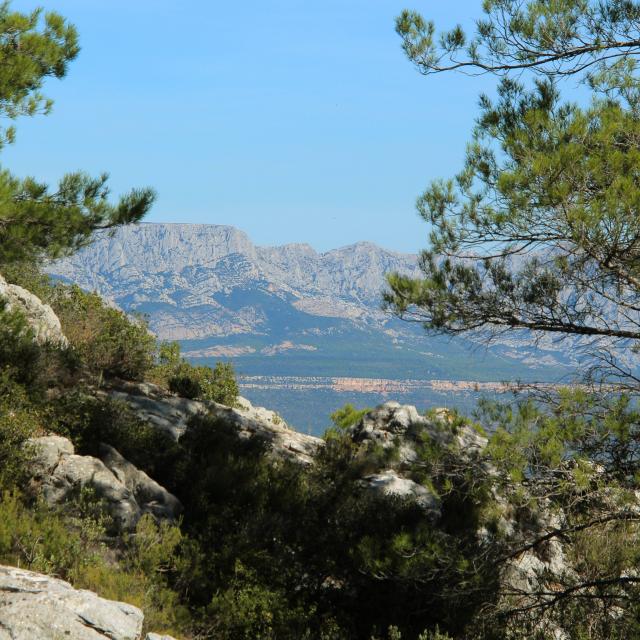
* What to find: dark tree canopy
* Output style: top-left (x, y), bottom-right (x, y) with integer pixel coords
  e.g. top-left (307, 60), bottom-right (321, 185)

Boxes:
top-left (0, 2), bottom-right (154, 265)
top-left (396, 0), bottom-right (640, 79)
top-left (386, 0), bottom-right (640, 384)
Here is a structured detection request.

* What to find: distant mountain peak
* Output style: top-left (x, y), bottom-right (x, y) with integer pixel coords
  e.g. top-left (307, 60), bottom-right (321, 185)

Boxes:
top-left (47, 223), bottom-right (421, 339)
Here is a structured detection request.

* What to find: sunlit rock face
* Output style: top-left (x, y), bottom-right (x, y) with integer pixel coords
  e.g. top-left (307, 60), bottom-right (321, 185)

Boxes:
top-left (0, 273), bottom-right (67, 346)
top-left (101, 379), bottom-right (323, 464)
top-left (0, 564), bottom-right (180, 640)
top-left (350, 401), bottom-right (487, 518)
top-left (0, 565), bottom-right (144, 640)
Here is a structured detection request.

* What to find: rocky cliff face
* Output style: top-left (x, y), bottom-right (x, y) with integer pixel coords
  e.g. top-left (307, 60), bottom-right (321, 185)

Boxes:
top-left (0, 565), bottom-right (176, 640)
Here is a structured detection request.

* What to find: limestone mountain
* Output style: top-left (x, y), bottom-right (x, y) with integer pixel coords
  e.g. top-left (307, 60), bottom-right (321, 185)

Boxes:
top-left (47, 223), bottom-right (576, 383)
top-left (48, 223), bottom-right (421, 338)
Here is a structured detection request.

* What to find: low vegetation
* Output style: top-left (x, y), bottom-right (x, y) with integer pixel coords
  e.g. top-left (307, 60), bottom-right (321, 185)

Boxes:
top-left (150, 341), bottom-right (239, 406)
top-left (3, 277), bottom-right (639, 638)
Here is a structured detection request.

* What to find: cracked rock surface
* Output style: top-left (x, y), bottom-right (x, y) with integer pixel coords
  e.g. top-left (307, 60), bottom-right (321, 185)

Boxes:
top-left (27, 435), bottom-right (182, 534)
top-left (0, 565), bottom-right (143, 640)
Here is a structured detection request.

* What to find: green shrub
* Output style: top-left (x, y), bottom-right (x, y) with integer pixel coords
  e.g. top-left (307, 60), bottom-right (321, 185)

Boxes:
top-left (0, 260), bottom-right (54, 301)
top-left (0, 491), bottom-right (189, 637)
top-left (168, 368), bottom-right (202, 398)
top-left (0, 373), bottom-right (41, 489)
top-left (206, 560), bottom-right (290, 640)
top-left (168, 410), bottom-right (499, 639)
top-left (49, 283), bottom-right (155, 380)
top-left (0, 490), bottom-right (105, 580)
top-left (151, 341), bottom-right (239, 406)
top-left (328, 403), bottom-right (370, 431)
top-left (0, 303), bottom-right (43, 388)
top-left (171, 361), bottom-right (239, 405)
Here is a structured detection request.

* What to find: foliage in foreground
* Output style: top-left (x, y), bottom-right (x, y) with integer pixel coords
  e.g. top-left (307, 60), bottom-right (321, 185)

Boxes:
top-left (150, 340), bottom-right (239, 406)
top-left (0, 0), bottom-right (639, 638)
top-left (0, 2), bottom-right (154, 267)
top-left (0, 490), bottom-right (189, 636)
top-left (0, 266), bottom-right (239, 410)
top-left (3, 275), bottom-right (640, 638)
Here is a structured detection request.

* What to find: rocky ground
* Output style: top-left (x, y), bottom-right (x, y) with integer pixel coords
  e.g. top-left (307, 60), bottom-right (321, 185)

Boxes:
top-left (0, 565), bottom-right (175, 640)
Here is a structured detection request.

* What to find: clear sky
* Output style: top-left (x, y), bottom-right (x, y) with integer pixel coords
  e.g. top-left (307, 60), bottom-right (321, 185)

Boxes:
top-left (7, 0), bottom-right (493, 253)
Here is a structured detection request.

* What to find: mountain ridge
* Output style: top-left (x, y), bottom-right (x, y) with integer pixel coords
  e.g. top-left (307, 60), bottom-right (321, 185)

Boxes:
top-left (47, 222), bottom-right (584, 431)
top-left (48, 222), bottom-right (423, 338)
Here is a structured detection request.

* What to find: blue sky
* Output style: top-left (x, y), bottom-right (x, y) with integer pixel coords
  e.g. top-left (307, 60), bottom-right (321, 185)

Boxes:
top-left (7, 1), bottom-right (492, 253)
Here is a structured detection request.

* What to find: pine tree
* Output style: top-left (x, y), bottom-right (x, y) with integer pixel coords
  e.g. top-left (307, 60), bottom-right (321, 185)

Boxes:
top-left (0, 2), bottom-right (154, 265)
top-left (386, 0), bottom-right (640, 385)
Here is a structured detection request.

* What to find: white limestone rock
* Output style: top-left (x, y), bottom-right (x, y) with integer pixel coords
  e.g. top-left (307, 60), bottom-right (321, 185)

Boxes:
top-left (99, 443), bottom-right (183, 522)
top-left (363, 470), bottom-right (440, 518)
top-left (104, 381), bottom-right (323, 464)
top-left (0, 273), bottom-right (67, 346)
top-left (0, 565), bottom-right (143, 640)
top-left (27, 435), bottom-right (182, 533)
top-left (350, 401), bottom-right (487, 461)
top-left (104, 381), bottom-right (207, 440)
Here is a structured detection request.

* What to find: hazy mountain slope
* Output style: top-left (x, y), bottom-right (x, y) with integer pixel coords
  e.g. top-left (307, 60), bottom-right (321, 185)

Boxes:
top-left (50, 224), bottom-right (417, 323)
top-left (48, 223), bottom-right (578, 383)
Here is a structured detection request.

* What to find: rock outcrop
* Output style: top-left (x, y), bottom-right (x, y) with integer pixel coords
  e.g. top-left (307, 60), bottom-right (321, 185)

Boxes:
top-left (27, 435), bottom-right (182, 534)
top-left (0, 273), bottom-right (67, 346)
top-left (351, 401), bottom-right (487, 458)
top-left (99, 444), bottom-right (182, 522)
top-left (0, 565), bottom-right (180, 640)
top-left (349, 401), bottom-right (487, 517)
top-left (363, 470), bottom-right (440, 516)
top-left (104, 380), bottom-right (322, 464)
top-left (0, 565), bottom-right (143, 640)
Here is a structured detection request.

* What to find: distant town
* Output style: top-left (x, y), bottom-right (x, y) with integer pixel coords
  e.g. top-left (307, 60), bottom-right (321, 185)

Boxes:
top-left (238, 375), bottom-right (557, 394)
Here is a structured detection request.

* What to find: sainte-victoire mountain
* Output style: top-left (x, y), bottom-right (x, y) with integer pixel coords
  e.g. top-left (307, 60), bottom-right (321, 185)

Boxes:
top-left (49, 223), bottom-right (579, 375)
top-left (49, 223), bottom-right (583, 428)
top-left (50, 223), bottom-right (420, 341)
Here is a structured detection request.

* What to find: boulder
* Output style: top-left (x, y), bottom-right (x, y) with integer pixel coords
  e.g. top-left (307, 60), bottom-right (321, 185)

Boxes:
top-left (27, 436), bottom-right (182, 534)
top-left (363, 469), bottom-right (440, 518)
top-left (0, 565), bottom-right (143, 640)
top-left (351, 401), bottom-right (487, 457)
top-left (104, 381), bottom-right (206, 440)
top-left (26, 434), bottom-right (74, 475)
top-left (99, 443), bottom-right (182, 522)
top-left (349, 402), bottom-right (487, 514)
top-left (103, 381), bottom-right (323, 464)
top-left (209, 394), bottom-right (321, 464)
top-left (0, 273), bottom-right (67, 346)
